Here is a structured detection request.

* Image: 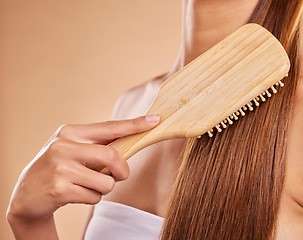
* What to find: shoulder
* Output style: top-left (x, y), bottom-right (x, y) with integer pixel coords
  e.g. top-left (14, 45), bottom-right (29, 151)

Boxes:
top-left (111, 81), bottom-right (149, 120)
top-left (111, 74), bottom-right (166, 120)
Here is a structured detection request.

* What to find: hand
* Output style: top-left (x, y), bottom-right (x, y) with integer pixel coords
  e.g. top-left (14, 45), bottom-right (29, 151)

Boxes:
top-left (7, 115), bottom-right (160, 223)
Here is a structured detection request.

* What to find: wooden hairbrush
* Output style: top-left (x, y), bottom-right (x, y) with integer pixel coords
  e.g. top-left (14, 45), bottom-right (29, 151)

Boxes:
top-left (87, 23), bottom-right (290, 174)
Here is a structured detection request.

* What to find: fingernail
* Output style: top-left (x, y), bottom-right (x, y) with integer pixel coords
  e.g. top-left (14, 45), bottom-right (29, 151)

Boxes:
top-left (145, 114), bottom-right (160, 123)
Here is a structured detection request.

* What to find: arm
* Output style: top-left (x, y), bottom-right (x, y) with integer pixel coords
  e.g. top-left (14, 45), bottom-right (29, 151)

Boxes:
top-left (7, 116), bottom-right (160, 240)
top-left (7, 216), bottom-right (59, 240)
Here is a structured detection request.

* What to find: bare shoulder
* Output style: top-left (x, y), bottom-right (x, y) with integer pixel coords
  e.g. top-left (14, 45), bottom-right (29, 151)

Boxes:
top-left (112, 74), bottom-right (166, 120)
top-left (111, 81), bottom-right (149, 120)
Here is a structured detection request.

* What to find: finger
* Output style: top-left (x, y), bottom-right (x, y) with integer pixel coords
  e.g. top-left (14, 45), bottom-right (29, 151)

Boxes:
top-left (56, 115), bottom-right (160, 144)
top-left (49, 139), bottom-right (129, 181)
top-left (70, 165), bottom-right (116, 195)
top-left (65, 184), bottom-right (103, 205)
top-left (97, 115), bottom-right (161, 141)
top-left (78, 144), bottom-right (129, 181)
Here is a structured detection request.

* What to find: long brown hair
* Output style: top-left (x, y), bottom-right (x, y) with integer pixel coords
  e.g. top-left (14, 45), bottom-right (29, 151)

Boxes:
top-left (161, 0), bottom-right (303, 239)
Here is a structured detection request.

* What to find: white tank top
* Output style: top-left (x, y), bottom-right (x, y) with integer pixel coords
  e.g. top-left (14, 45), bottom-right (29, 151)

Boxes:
top-left (84, 200), bottom-right (164, 240)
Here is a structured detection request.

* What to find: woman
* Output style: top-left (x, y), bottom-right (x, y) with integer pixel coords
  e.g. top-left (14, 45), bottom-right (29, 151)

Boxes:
top-left (7, 0), bottom-right (303, 239)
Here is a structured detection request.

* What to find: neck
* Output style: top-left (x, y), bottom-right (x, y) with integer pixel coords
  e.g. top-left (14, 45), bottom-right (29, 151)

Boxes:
top-left (167, 0), bottom-right (260, 78)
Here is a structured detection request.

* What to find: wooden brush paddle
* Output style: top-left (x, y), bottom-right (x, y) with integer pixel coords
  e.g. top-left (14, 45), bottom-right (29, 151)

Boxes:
top-left (87, 23), bottom-right (290, 174)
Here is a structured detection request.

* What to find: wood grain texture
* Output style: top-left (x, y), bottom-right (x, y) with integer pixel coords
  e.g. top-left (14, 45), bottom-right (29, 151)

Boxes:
top-left (87, 23), bottom-right (290, 173)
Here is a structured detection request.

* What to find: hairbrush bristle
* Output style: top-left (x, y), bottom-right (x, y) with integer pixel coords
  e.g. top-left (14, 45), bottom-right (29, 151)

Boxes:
top-left (221, 121), bottom-right (227, 128)
top-left (205, 78), bottom-right (285, 138)
top-left (207, 129), bottom-right (214, 137)
top-left (239, 108), bottom-right (245, 116)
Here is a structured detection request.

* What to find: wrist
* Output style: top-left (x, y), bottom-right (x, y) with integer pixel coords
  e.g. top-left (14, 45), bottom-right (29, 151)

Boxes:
top-left (7, 213), bottom-right (59, 240)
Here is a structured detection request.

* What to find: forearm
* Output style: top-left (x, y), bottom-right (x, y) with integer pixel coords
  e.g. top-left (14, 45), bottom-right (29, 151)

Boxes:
top-left (7, 214), bottom-right (59, 240)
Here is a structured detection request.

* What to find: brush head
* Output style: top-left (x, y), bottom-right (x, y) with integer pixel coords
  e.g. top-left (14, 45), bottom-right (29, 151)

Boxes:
top-left (144, 23), bottom-right (290, 140)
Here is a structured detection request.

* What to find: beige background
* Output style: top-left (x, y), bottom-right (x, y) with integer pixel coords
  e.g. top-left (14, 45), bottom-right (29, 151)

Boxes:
top-left (1, 0), bottom-right (181, 239)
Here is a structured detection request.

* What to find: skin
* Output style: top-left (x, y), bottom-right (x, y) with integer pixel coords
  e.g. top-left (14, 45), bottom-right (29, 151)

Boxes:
top-left (7, 0), bottom-right (303, 239)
